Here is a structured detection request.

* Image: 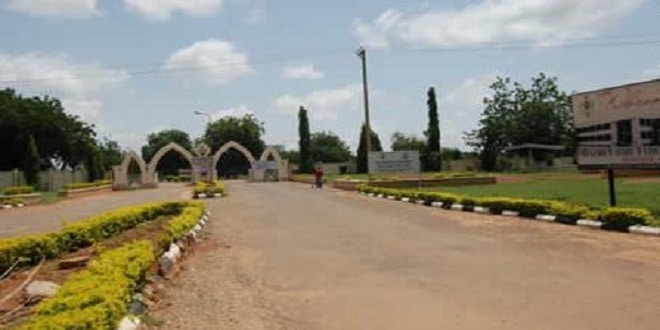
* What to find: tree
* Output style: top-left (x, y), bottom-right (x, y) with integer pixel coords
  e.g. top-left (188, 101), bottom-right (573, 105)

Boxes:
top-left (309, 131), bottom-right (351, 163)
top-left (204, 114), bottom-right (265, 177)
top-left (141, 129), bottom-right (193, 177)
top-left (22, 135), bottom-right (41, 186)
top-left (356, 124), bottom-right (383, 174)
top-left (391, 132), bottom-right (426, 152)
top-left (298, 106), bottom-right (312, 173)
top-left (99, 138), bottom-right (123, 171)
top-left (424, 87), bottom-right (441, 171)
top-left (465, 73), bottom-right (574, 171)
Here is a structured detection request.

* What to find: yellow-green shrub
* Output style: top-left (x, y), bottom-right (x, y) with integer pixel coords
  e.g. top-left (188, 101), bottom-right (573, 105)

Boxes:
top-left (22, 240), bottom-right (155, 330)
top-left (598, 207), bottom-right (652, 231)
top-left (63, 180), bottom-right (112, 191)
top-left (162, 201), bottom-right (205, 247)
top-left (193, 181), bottom-right (225, 195)
top-left (2, 185), bottom-right (34, 195)
top-left (0, 202), bottom-right (185, 271)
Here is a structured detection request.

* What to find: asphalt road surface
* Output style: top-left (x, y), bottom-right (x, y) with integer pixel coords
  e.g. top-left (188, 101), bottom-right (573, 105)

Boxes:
top-left (153, 181), bottom-right (660, 330)
top-left (0, 183), bottom-right (190, 237)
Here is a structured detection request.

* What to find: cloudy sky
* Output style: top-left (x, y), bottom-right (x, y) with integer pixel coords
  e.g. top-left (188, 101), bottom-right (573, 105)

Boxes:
top-left (1, 0), bottom-right (659, 152)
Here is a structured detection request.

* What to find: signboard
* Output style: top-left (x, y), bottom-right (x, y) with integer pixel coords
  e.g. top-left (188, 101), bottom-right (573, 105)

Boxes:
top-left (191, 157), bottom-right (213, 181)
top-left (251, 161), bottom-right (278, 171)
top-left (368, 151), bottom-right (420, 174)
top-left (571, 79), bottom-right (660, 169)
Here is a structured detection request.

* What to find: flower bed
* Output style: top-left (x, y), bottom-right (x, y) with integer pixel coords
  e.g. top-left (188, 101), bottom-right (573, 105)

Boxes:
top-left (358, 185), bottom-right (657, 231)
top-left (0, 201), bottom-right (201, 271)
top-left (2, 186), bottom-right (34, 196)
top-left (62, 180), bottom-right (112, 191)
top-left (2, 201), bottom-right (207, 329)
top-left (193, 181), bottom-right (225, 198)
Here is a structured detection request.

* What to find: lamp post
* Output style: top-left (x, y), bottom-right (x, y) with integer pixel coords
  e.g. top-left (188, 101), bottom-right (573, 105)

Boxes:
top-left (356, 46), bottom-right (372, 174)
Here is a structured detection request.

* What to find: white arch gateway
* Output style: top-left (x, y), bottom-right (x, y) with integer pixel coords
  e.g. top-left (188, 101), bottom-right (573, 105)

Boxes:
top-left (112, 141), bottom-right (288, 189)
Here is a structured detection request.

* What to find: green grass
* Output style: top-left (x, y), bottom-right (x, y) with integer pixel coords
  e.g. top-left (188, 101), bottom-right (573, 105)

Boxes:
top-left (39, 191), bottom-right (62, 204)
top-left (421, 173), bottom-right (660, 213)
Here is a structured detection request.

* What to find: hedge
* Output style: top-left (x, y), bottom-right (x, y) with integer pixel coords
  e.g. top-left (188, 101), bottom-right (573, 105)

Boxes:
top-left (21, 240), bottom-right (155, 330)
top-left (358, 185), bottom-right (658, 230)
top-left (193, 181), bottom-right (225, 195)
top-left (62, 180), bottom-right (112, 191)
top-left (2, 185), bottom-right (34, 196)
top-left (18, 201), bottom-right (206, 329)
top-left (0, 197), bottom-right (25, 206)
top-left (0, 201), bottom-right (202, 271)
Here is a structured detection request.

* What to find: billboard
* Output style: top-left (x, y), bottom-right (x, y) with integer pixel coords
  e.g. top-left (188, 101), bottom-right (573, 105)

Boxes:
top-left (368, 151), bottom-right (421, 174)
top-left (572, 79), bottom-right (660, 169)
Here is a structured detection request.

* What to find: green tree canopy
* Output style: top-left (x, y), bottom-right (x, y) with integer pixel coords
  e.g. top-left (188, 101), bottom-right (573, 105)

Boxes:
top-left (465, 73), bottom-right (574, 171)
top-left (424, 87), bottom-right (441, 171)
top-left (141, 129), bottom-right (193, 177)
top-left (309, 131), bottom-right (351, 163)
top-left (204, 114), bottom-right (266, 178)
top-left (298, 106), bottom-right (312, 173)
top-left (356, 124), bottom-right (383, 174)
top-left (391, 132), bottom-right (426, 152)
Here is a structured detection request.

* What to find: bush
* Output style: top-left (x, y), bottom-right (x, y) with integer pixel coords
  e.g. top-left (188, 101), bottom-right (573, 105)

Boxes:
top-left (0, 197), bottom-right (25, 206)
top-left (0, 201), bottom-right (190, 271)
top-left (22, 240), bottom-right (155, 330)
top-left (2, 186), bottom-right (34, 195)
top-left (63, 180), bottom-right (111, 191)
top-left (193, 181), bottom-right (225, 196)
top-left (598, 207), bottom-right (652, 231)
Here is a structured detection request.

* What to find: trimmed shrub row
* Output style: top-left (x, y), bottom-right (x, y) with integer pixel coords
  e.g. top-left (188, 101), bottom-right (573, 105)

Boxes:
top-left (0, 201), bottom-right (200, 271)
top-left (62, 180), bottom-right (112, 191)
top-left (359, 185), bottom-right (656, 231)
top-left (193, 181), bottom-right (225, 196)
top-left (2, 185), bottom-right (34, 196)
top-left (21, 240), bottom-right (155, 330)
top-left (0, 197), bottom-right (25, 207)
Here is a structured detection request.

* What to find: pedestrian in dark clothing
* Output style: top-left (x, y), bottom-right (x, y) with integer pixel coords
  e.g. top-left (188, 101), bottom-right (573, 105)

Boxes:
top-left (314, 165), bottom-right (324, 189)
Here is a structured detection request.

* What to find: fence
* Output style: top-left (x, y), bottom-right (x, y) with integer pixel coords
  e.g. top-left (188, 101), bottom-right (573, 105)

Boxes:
top-left (0, 169), bottom-right (89, 192)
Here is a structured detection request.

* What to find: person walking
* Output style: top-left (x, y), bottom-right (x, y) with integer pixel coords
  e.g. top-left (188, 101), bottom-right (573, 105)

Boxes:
top-left (314, 165), bottom-right (324, 189)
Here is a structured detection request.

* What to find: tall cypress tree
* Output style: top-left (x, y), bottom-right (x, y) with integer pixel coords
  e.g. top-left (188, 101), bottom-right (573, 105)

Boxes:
top-left (424, 87), bottom-right (441, 171)
top-left (22, 135), bottom-right (41, 187)
top-left (298, 106), bottom-right (312, 173)
top-left (356, 124), bottom-right (383, 174)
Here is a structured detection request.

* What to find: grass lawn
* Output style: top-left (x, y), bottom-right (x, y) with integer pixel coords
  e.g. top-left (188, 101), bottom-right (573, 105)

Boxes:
top-left (421, 172), bottom-right (660, 213)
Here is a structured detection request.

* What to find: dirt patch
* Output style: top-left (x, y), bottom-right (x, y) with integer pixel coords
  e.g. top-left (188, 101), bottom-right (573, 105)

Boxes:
top-left (0, 216), bottom-right (172, 327)
top-left (496, 175), bottom-right (528, 184)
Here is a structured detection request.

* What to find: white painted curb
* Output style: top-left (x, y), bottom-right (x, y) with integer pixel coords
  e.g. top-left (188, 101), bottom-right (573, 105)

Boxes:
top-left (577, 219), bottom-right (603, 229)
top-left (431, 201), bottom-right (444, 208)
top-left (117, 316), bottom-right (141, 330)
top-left (415, 200), bottom-right (426, 205)
top-left (387, 196), bottom-right (397, 200)
top-left (628, 225), bottom-right (660, 236)
top-left (502, 210), bottom-right (520, 217)
top-left (197, 193), bottom-right (207, 199)
top-left (535, 214), bottom-right (557, 222)
top-left (401, 197), bottom-right (411, 202)
top-left (474, 206), bottom-right (490, 214)
top-left (214, 193), bottom-right (223, 198)
top-left (377, 194), bottom-right (385, 199)
top-left (450, 204), bottom-right (464, 211)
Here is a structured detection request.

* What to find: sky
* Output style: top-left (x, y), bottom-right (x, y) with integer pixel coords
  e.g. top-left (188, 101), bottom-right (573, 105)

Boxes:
top-left (1, 0), bottom-right (659, 153)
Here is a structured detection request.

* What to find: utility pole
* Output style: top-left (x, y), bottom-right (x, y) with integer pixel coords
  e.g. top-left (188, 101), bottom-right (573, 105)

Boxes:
top-left (357, 46), bottom-right (372, 173)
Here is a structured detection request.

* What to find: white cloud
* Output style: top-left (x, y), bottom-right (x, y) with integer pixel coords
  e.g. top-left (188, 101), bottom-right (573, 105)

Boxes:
top-left (5, 0), bottom-right (100, 19)
top-left (353, 0), bottom-right (645, 49)
top-left (282, 64), bottom-right (325, 80)
top-left (438, 74), bottom-right (498, 149)
top-left (164, 39), bottom-right (253, 85)
top-left (0, 53), bottom-right (129, 121)
top-left (245, 6), bottom-right (265, 23)
top-left (124, 0), bottom-right (224, 21)
top-left (272, 84), bottom-right (362, 121)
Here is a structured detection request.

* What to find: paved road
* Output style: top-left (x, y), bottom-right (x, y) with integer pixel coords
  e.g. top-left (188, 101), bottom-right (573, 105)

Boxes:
top-left (0, 183), bottom-right (190, 237)
top-left (154, 181), bottom-right (660, 330)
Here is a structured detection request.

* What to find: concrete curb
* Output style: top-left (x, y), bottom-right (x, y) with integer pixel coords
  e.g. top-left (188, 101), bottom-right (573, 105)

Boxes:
top-left (359, 192), bottom-right (659, 238)
top-left (194, 193), bottom-right (224, 199)
top-left (119, 209), bottom-right (212, 330)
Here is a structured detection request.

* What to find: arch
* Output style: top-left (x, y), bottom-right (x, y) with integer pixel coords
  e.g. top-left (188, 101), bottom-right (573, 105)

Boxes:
top-left (259, 146), bottom-right (283, 163)
top-left (212, 141), bottom-right (256, 167)
top-left (146, 142), bottom-right (195, 175)
top-left (120, 150), bottom-right (147, 176)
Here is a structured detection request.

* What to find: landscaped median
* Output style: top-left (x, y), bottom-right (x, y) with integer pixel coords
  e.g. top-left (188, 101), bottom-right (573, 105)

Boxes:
top-left (358, 185), bottom-right (660, 236)
top-left (0, 200), bottom-right (210, 329)
top-left (193, 180), bottom-right (225, 199)
top-left (0, 186), bottom-right (38, 209)
top-left (59, 179), bottom-right (112, 197)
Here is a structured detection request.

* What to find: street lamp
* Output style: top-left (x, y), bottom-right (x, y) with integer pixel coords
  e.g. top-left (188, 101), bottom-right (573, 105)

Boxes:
top-left (194, 111), bottom-right (212, 125)
top-left (356, 46), bottom-right (372, 174)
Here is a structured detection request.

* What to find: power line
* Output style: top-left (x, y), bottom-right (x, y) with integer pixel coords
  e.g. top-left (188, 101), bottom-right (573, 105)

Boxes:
top-left (1, 35), bottom-right (659, 85)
